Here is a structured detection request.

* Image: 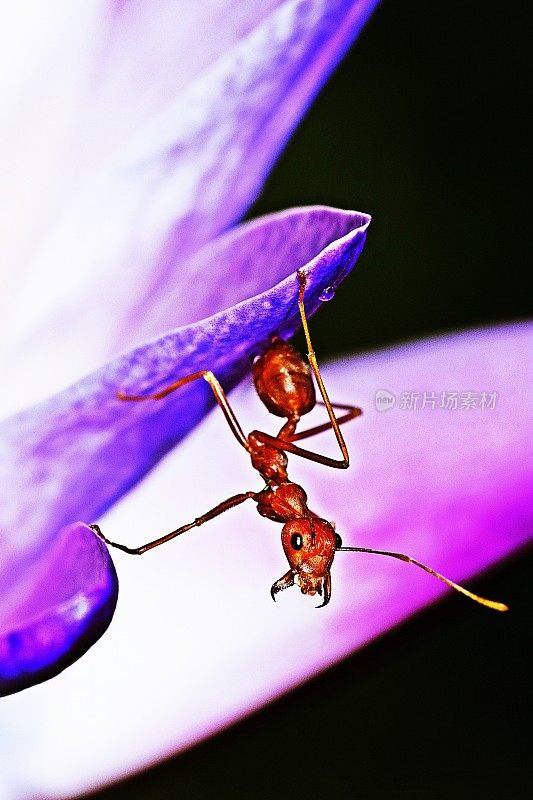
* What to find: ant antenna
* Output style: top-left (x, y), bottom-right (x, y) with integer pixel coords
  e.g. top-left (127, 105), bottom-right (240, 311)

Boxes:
top-left (337, 546), bottom-right (508, 611)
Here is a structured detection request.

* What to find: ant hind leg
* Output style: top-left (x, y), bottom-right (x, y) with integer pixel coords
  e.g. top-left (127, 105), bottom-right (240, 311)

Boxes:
top-left (118, 369), bottom-right (251, 452)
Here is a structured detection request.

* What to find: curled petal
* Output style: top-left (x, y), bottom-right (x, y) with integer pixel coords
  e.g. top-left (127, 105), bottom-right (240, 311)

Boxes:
top-left (0, 523), bottom-right (118, 697)
top-left (0, 324), bottom-right (529, 798)
top-left (0, 0), bottom-right (379, 412)
top-left (0, 207), bottom-right (369, 684)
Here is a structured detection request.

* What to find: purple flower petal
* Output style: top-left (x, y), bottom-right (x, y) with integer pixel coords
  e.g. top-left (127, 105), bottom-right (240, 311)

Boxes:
top-left (0, 0), bottom-right (378, 416)
top-left (0, 1), bottom-right (378, 695)
top-left (0, 207), bottom-right (369, 690)
top-left (0, 324), bottom-right (528, 798)
top-left (0, 523), bottom-right (118, 697)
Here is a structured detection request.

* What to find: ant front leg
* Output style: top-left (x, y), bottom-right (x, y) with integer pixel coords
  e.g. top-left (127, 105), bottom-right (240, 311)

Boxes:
top-left (295, 269), bottom-right (352, 467)
top-left (90, 491), bottom-right (258, 555)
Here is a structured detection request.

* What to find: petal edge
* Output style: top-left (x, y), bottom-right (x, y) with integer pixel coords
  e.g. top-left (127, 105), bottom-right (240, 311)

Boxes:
top-left (0, 523), bottom-right (118, 697)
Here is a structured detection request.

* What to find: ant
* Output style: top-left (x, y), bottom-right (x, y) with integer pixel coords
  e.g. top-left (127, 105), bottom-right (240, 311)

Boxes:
top-left (91, 270), bottom-right (508, 611)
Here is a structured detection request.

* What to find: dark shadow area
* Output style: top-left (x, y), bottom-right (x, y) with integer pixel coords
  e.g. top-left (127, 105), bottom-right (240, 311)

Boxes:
top-left (250, 0), bottom-right (530, 357)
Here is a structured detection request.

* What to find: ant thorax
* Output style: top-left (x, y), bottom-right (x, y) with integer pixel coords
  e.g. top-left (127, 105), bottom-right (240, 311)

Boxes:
top-left (255, 482), bottom-right (308, 522)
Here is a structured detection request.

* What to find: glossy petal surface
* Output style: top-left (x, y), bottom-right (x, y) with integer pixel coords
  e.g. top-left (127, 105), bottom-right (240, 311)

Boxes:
top-left (0, 324), bottom-right (529, 798)
top-left (0, 523), bottom-right (118, 697)
top-left (0, 0), bottom-right (378, 414)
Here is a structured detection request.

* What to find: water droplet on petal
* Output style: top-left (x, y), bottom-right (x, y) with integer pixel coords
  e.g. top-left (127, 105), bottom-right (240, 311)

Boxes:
top-left (319, 286), bottom-right (336, 302)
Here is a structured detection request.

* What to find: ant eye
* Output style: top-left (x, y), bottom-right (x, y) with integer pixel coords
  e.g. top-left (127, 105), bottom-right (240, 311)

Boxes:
top-left (335, 533), bottom-right (343, 549)
top-left (290, 533), bottom-right (304, 550)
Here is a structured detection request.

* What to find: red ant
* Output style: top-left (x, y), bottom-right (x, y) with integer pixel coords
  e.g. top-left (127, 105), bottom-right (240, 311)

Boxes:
top-left (91, 271), bottom-right (508, 611)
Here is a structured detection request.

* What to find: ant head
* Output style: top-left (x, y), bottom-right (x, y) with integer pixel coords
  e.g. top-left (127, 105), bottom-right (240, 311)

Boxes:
top-left (271, 518), bottom-right (339, 607)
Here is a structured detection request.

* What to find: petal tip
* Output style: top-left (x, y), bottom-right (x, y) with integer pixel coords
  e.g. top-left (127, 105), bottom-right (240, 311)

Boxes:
top-left (0, 522), bottom-right (118, 697)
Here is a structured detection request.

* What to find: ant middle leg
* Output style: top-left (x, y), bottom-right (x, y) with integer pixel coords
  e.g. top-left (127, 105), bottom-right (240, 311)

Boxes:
top-left (90, 490), bottom-right (258, 555)
top-left (250, 430), bottom-right (349, 469)
top-left (248, 401), bottom-right (362, 469)
top-left (272, 400), bottom-right (361, 442)
top-left (288, 401), bottom-right (362, 443)
top-left (118, 370), bottom-right (251, 452)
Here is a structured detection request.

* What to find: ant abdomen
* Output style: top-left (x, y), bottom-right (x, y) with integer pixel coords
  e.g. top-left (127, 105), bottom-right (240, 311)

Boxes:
top-left (252, 338), bottom-right (316, 420)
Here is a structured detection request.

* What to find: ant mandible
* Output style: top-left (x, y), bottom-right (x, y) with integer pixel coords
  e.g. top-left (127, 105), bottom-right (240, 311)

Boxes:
top-left (91, 270), bottom-right (508, 612)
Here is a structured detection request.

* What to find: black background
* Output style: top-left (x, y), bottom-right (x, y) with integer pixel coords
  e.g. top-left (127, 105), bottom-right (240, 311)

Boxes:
top-left (89, 2), bottom-right (531, 798)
